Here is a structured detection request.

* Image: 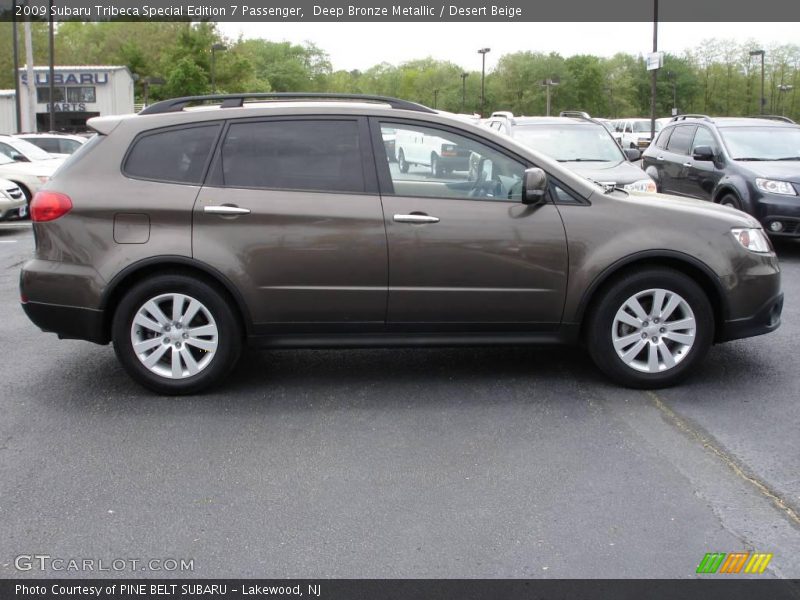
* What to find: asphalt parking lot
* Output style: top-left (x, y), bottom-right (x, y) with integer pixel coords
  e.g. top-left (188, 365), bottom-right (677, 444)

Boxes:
top-left (1, 221), bottom-right (799, 579)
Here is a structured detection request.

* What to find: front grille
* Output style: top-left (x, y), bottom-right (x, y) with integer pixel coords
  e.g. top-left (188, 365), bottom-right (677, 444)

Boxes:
top-left (5, 187), bottom-right (23, 200)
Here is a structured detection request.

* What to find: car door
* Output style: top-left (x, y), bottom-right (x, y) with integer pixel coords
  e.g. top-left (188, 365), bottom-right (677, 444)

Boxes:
top-left (372, 119), bottom-right (568, 331)
top-left (193, 116), bottom-right (388, 334)
top-left (683, 126), bottom-right (722, 201)
top-left (660, 124), bottom-right (697, 196)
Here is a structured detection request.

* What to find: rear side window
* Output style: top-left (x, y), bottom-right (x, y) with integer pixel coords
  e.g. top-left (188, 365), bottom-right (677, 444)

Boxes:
top-left (30, 138), bottom-right (60, 153)
top-left (219, 119), bottom-right (365, 193)
top-left (124, 124), bottom-right (221, 184)
top-left (655, 127), bottom-right (673, 150)
top-left (666, 125), bottom-right (697, 155)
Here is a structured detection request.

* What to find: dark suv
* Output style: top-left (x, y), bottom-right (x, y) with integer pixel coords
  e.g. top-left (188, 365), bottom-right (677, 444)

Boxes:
top-left (483, 112), bottom-right (656, 192)
top-left (20, 94), bottom-right (782, 394)
top-left (642, 115), bottom-right (800, 236)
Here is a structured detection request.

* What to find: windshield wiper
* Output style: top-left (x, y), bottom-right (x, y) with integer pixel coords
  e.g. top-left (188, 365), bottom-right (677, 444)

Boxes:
top-left (772, 156), bottom-right (800, 161)
top-left (733, 157), bottom-right (770, 161)
top-left (557, 158), bottom-right (609, 162)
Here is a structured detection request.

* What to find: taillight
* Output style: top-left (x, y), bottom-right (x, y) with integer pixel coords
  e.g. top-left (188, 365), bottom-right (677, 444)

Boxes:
top-left (31, 191), bottom-right (72, 222)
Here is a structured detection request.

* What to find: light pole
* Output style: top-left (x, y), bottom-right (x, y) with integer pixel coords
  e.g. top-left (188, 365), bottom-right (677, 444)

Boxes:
top-left (478, 48), bottom-right (490, 117)
top-left (667, 70), bottom-right (677, 115)
top-left (48, 0), bottom-right (55, 131)
top-left (750, 49), bottom-right (765, 115)
top-left (211, 43), bottom-right (226, 93)
top-left (541, 78), bottom-right (559, 116)
top-left (460, 72), bottom-right (468, 113)
top-left (777, 84), bottom-right (794, 116)
top-left (433, 89), bottom-right (439, 109)
top-left (650, 0), bottom-right (659, 140)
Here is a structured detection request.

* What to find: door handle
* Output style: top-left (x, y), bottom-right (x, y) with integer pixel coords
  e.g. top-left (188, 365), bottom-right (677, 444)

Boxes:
top-left (204, 205), bottom-right (251, 215)
top-left (656, 156), bottom-right (665, 161)
top-left (683, 162), bottom-right (693, 167)
top-left (393, 214), bottom-right (440, 224)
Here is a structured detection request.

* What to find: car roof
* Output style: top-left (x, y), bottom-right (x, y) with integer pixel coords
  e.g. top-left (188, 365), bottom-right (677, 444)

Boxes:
top-left (667, 116), bottom-right (798, 128)
top-left (508, 117), bottom-right (599, 126)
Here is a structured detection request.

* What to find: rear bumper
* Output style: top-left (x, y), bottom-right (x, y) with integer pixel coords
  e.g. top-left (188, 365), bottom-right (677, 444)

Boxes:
top-left (717, 292), bottom-right (783, 342)
top-left (21, 301), bottom-right (109, 344)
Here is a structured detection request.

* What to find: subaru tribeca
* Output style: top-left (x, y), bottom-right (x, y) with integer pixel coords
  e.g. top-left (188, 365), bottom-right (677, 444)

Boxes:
top-left (20, 93), bottom-right (783, 394)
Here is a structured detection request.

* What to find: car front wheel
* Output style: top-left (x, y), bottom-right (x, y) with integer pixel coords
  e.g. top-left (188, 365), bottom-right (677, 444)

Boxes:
top-left (112, 274), bottom-right (242, 395)
top-left (587, 268), bottom-right (713, 388)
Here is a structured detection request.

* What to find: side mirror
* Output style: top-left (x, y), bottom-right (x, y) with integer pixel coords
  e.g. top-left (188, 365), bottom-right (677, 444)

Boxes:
top-left (11, 153), bottom-right (27, 162)
top-left (692, 145), bottom-right (714, 161)
top-left (522, 167), bottom-right (548, 205)
top-left (624, 148), bottom-right (641, 161)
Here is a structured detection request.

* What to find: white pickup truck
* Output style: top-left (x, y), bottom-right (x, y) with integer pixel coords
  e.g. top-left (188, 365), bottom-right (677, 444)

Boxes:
top-left (394, 128), bottom-right (471, 176)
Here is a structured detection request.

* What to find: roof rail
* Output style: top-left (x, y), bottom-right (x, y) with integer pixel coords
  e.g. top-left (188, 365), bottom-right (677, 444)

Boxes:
top-left (559, 110), bottom-right (592, 120)
top-left (490, 111), bottom-right (515, 119)
top-left (670, 114), bottom-right (713, 122)
top-left (139, 93), bottom-right (437, 116)
top-left (752, 115), bottom-right (796, 124)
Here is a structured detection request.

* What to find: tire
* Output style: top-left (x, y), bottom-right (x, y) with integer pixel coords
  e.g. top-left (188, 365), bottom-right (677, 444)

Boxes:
top-left (718, 193), bottom-right (742, 211)
top-left (398, 149), bottom-right (409, 173)
top-left (14, 183), bottom-right (32, 220)
top-left (586, 268), bottom-right (713, 389)
top-left (112, 274), bottom-right (242, 395)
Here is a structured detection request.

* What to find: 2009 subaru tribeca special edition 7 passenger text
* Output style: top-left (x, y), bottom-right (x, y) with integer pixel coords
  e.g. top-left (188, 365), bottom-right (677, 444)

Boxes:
top-left (20, 94), bottom-right (783, 394)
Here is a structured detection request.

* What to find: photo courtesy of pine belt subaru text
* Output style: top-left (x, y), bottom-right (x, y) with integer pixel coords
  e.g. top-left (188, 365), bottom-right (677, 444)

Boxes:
top-left (19, 93), bottom-right (783, 394)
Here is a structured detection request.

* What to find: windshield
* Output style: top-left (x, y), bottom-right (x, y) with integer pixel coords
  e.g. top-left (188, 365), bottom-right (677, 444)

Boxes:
top-left (0, 154), bottom-right (13, 166)
top-left (719, 126), bottom-right (800, 160)
top-left (631, 120), bottom-right (661, 133)
top-left (11, 138), bottom-right (55, 160)
top-left (512, 124), bottom-right (625, 162)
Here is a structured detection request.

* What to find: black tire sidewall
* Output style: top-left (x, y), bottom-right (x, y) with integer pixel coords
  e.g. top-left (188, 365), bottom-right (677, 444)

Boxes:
top-left (112, 275), bottom-right (241, 395)
top-left (587, 269), bottom-right (714, 388)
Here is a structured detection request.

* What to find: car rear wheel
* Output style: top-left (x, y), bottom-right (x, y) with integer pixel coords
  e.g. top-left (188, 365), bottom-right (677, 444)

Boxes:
top-left (587, 268), bottom-right (713, 388)
top-left (112, 274), bottom-right (242, 395)
top-left (398, 149), bottom-right (409, 173)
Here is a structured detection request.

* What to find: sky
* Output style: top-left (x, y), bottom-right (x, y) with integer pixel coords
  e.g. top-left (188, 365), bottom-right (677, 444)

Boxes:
top-left (218, 22), bottom-right (799, 71)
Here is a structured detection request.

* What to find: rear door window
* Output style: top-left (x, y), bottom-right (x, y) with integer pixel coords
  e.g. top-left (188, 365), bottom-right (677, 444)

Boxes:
top-left (124, 124), bottom-right (221, 184)
top-left (666, 125), bottom-right (697, 155)
top-left (218, 119), bottom-right (365, 193)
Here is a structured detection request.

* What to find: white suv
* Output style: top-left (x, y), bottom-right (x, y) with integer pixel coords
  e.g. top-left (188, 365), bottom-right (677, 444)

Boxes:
top-left (613, 119), bottom-right (662, 150)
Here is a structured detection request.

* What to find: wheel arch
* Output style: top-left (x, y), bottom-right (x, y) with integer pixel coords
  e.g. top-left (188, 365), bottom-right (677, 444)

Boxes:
top-left (99, 256), bottom-right (252, 341)
top-left (576, 250), bottom-right (728, 342)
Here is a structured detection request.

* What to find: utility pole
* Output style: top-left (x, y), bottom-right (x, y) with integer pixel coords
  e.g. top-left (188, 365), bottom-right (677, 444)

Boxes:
top-left (48, 0), bottom-right (55, 131)
top-left (650, 0), bottom-right (658, 140)
top-left (24, 18), bottom-right (37, 133)
top-left (433, 89), bottom-right (439, 109)
top-left (12, 0), bottom-right (22, 133)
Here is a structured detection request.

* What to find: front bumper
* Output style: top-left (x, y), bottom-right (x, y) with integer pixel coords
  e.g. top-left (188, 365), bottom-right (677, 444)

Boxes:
top-left (754, 192), bottom-right (800, 236)
top-left (717, 292), bottom-right (783, 342)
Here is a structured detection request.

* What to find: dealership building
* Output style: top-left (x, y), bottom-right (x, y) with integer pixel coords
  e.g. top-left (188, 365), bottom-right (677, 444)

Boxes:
top-left (0, 65), bottom-right (134, 134)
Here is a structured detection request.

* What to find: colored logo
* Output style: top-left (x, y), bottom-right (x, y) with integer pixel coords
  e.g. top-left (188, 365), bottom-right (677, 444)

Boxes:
top-left (696, 552), bottom-right (773, 574)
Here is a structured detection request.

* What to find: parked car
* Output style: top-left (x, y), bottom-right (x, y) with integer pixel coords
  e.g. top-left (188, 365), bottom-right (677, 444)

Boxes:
top-left (0, 152), bottom-right (60, 204)
top-left (0, 177), bottom-right (26, 220)
top-left (21, 93), bottom-right (781, 394)
top-left (0, 135), bottom-right (69, 162)
top-left (482, 111), bottom-right (656, 192)
top-left (642, 115), bottom-right (800, 236)
top-left (15, 133), bottom-right (87, 156)
top-left (613, 118), bottom-right (662, 150)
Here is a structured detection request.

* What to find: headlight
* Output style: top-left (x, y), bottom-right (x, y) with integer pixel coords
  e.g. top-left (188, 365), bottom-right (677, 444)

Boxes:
top-left (755, 178), bottom-right (796, 196)
top-left (623, 179), bottom-right (657, 193)
top-left (731, 228), bottom-right (772, 253)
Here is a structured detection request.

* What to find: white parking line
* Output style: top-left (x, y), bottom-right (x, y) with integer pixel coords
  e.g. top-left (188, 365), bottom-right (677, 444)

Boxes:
top-left (0, 240), bottom-right (19, 243)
